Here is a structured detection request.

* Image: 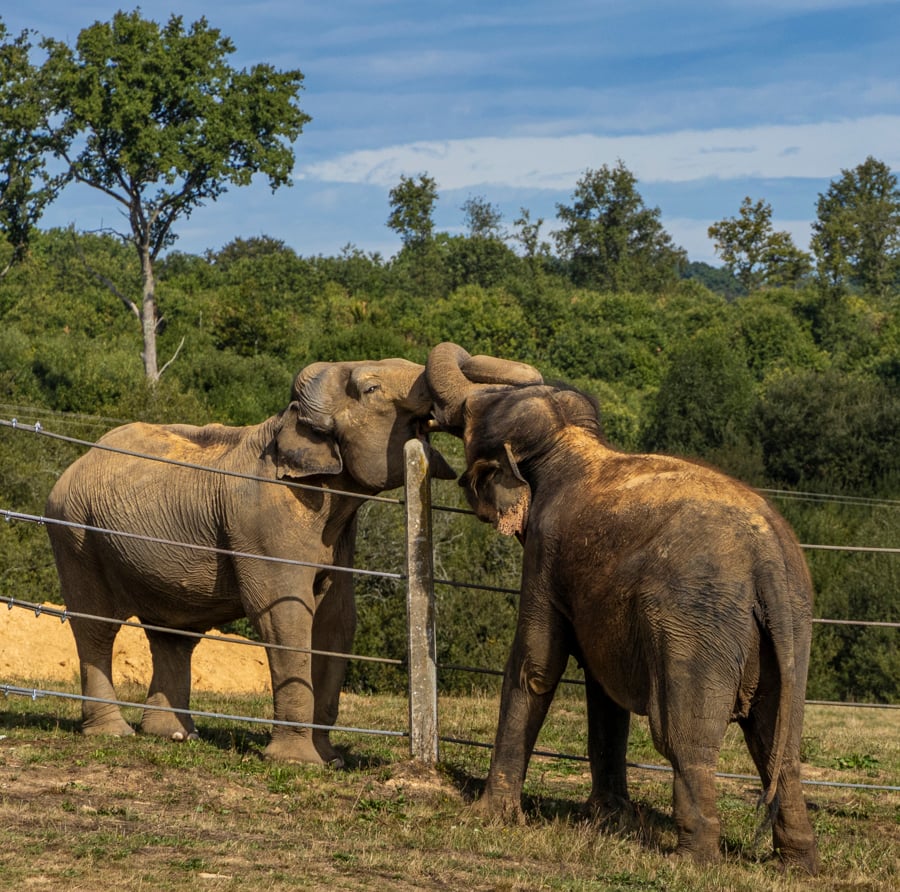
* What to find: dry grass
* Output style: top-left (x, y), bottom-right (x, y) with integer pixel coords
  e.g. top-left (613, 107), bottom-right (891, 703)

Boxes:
top-left (1, 683), bottom-right (897, 890)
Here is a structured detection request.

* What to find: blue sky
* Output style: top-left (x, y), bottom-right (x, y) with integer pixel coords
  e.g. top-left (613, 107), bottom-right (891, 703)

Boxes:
top-left (4, 1), bottom-right (900, 265)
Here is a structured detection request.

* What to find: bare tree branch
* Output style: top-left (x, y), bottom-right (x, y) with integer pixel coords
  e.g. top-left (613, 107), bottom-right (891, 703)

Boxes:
top-left (71, 228), bottom-right (140, 319)
top-left (157, 335), bottom-right (186, 379)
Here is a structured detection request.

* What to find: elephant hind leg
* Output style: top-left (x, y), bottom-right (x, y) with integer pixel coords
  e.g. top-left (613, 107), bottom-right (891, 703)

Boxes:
top-left (140, 629), bottom-right (200, 741)
top-left (69, 615), bottom-right (134, 737)
top-left (738, 710), bottom-right (819, 874)
top-left (669, 762), bottom-right (721, 863)
top-left (649, 683), bottom-right (729, 863)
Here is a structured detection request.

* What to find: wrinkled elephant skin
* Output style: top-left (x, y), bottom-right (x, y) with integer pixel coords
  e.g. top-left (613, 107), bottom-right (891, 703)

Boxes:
top-left (426, 342), bottom-right (819, 874)
top-left (46, 358), bottom-right (453, 765)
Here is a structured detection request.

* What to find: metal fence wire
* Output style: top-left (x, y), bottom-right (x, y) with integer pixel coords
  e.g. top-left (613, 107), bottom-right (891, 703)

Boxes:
top-left (1, 418), bottom-right (898, 795)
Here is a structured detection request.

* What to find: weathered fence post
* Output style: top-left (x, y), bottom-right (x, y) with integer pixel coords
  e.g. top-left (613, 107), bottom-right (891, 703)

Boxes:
top-left (404, 438), bottom-right (439, 763)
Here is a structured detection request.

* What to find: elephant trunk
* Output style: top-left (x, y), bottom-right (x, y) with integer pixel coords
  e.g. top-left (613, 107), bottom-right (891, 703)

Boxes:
top-left (426, 342), bottom-right (543, 432)
top-left (291, 363), bottom-right (336, 431)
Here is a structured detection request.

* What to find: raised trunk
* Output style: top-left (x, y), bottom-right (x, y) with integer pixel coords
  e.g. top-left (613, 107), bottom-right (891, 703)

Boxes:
top-left (425, 342), bottom-right (543, 431)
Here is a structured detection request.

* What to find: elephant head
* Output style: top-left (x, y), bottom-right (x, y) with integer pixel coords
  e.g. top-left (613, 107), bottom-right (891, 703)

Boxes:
top-left (426, 342), bottom-right (600, 537)
top-left (274, 357), bottom-right (455, 491)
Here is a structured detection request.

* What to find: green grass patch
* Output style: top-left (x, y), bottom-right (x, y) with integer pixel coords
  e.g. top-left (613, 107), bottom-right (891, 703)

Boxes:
top-left (0, 683), bottom-right (897, 890)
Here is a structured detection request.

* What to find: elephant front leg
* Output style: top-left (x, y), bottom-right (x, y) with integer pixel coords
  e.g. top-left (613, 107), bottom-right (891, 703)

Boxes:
top-left (141, 629), bottom-right (200, 741)
top-left (474, 614), bottom-right (569, 820)
top-left (70, 616), bottom-right (135, 737)
top-left (584, 675), bottom-right (632, 819)
top-left (253, 585), bottom-right (324, 765)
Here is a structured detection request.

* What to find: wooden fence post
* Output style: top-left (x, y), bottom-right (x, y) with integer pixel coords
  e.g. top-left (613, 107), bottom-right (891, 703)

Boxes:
top-left (404, 438), bottom-right (439, 763)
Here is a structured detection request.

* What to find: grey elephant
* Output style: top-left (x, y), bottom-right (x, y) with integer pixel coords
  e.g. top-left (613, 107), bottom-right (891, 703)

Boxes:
top-left (426, 342), bottom-right (819, 873)
top-left (45, 357), bottom-right (458, 765)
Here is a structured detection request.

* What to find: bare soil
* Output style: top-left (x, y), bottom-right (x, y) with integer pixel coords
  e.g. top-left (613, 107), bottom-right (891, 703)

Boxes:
top-left (1, 601), bottom-right (271, 693)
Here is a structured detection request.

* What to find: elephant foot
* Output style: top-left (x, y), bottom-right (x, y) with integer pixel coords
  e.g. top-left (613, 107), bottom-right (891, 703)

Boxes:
top-left (586, 792), bottom-right (635, 829)
top-left (773, 807), bottom-right (820, 875)
top-left (775, 840), bottom-right (820, 876)
top-left (264, 732), bottom-right (327, 765)
top-left (672, 839), bottom-right (722, 865)
top-left (140, 710), bottom-right (198, 742)
top-left (82, 715), bottom-right (135, 737)
top-left (313, 731), bottom-right (346, 768)
top-left (469, 790), bottom-right (526, 825)
top-left (170, 729), bottom-right (201, 742)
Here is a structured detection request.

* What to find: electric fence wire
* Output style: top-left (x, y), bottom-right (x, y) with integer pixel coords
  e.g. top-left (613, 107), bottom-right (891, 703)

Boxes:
top-left (2, 414), bottom-right (898, 787)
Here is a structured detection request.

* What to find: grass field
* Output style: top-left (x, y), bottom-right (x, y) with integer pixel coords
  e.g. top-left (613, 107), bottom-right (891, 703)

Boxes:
top-left (1, 683), bottom-right (897, 890)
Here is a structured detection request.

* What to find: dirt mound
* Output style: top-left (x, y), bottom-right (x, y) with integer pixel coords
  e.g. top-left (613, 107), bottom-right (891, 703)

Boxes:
top-left (0, 602), bottom-right (271, 694)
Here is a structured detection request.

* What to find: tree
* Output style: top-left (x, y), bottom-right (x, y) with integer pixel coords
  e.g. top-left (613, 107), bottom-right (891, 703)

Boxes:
top-left (708, 197), bottom-right (811, 292)
top-left (0, 11), bottom-right (308, 382)
top-left (554, 160), bottom-right (686, 293)
top-left (681, 261), bottom-right (745, 299)
top-left (641, 326), bottom-right (756, 463)
top-left (386, 172), bottom-right (445, 297)
top-left (0, 24), bottom-right (62, 274)
top-left (811, 156), bottom-right (900, 299)
top-left (461, 194), bottom-right (504, 239)
top-left (387, 173), bottom-right (438, 247)
top-left (756, 368), bottom-right (900, 494)
top-left (511, 207), bottom-right (550, 271)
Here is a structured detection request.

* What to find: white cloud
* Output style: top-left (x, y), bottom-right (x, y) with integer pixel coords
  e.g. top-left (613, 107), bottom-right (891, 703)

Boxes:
top-left (301, 116), bottom-right (900, 191)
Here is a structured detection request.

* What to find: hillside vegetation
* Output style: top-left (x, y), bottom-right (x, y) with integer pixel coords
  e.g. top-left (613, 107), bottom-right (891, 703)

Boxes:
top-left (0, 225), bottom-right (898, 703)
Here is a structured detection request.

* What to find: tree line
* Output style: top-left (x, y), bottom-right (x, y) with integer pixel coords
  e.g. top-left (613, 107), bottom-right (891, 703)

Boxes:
top-left (0, 10), bottom-right (898, 703)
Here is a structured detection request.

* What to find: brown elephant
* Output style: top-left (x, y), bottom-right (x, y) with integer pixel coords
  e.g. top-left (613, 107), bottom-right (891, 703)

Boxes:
top-left (45, 357), bottom-right (458, 765)
top-left (426, 342), bottom-right (819, 873)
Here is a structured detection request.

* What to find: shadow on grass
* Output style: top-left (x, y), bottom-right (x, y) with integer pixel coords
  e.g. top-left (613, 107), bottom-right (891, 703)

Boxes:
top-left (0, 709), bottom-right (82, 735)
top-left (439, 760), bottom-right (679, 857)
top-left (0, 700), bottom-right (399, 777)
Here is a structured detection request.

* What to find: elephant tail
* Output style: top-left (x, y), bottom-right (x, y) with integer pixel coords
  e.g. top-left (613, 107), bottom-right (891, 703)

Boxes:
top-left (755, 560), bottom-right (797, 809)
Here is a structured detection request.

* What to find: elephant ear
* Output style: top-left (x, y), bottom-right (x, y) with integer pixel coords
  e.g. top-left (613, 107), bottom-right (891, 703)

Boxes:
top-left (464, 443), bottom-right (530, 538)
top-left (273, 403), bottom-right (343, 480)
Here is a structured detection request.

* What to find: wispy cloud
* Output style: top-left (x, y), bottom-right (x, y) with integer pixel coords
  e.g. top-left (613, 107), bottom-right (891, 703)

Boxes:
top-left (301, 115), bottom-right (900, 191)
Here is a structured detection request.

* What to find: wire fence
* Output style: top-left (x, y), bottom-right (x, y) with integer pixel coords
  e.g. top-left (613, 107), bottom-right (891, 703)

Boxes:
top-left (2, 415), bottom-right (898, 795)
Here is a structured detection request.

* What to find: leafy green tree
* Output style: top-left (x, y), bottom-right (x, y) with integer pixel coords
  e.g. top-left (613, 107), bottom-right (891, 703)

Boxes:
top-left (641, 326), bottom-right (756, 465)
top-left (681, 261), bottom-right (745, 299)
top-left (547, 290), bottom-right (666, 390)
top-left (787, 501), bottom-right (900, 703)
top-left (461, 194), bottom-right (504, 239)
top-left (387, 173), bottom-right (438, 247)
top-left (310, 244), bottom-right (389, 302)
top-left (730, 294), bottom-right (824, 380)
top-left (442, 235), bottom-right (519, 291)
top-left (5, 229), bottom-right (141, 339)
top-left (510, 206), bottom-right (552, 284)
top-left (708, 197), bottom-right (812, 292)
top-left (445, 195), bottom-right (520, 288)
top-left (757, 368), bottom-right (900, 494)
top-left (811, 156), bottom-right (900, 298)
top-left (554, 160), bottom-right (687, 293)
top-left (406, 284), bottom-right (537, 360)
top-left (0, 24), bottom-right (61, 273)
top-left (0, 11), bottom-right (308, 382)
top-left (386, 172), bottom-right (446, 297)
